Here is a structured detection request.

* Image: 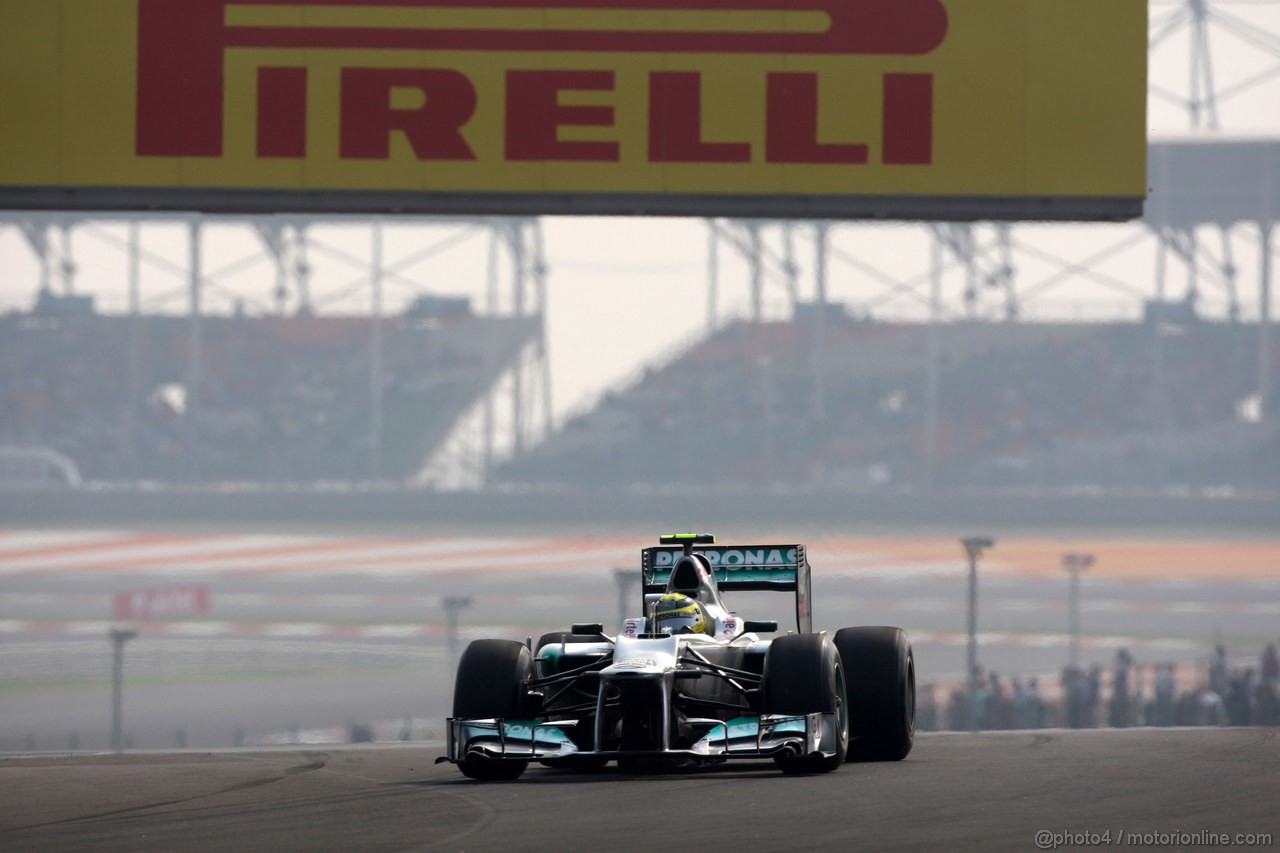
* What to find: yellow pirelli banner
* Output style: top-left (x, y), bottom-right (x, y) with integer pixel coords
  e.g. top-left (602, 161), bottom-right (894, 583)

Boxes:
top-left (0, 0), bottom-right (1146, 220)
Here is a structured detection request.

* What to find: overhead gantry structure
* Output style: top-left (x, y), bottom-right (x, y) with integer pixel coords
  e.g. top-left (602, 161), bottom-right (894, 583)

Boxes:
top-left (0, 213), bottom-right (552, 488)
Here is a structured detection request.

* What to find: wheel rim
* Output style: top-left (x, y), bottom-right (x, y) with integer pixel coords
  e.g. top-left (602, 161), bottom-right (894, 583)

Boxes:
top-left (905, 652), bottom-right (916, 736)
top-left (835, 661), bottom-right (849, 745)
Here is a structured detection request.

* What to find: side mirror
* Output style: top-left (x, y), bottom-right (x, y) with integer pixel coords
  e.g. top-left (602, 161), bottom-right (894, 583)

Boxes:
top-left (571, 623), bottom-right (604, 635)
top-left (742, 620), bottom-right (778, 633)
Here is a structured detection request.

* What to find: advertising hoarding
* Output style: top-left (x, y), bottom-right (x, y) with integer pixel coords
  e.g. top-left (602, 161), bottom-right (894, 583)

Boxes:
top-left (0, 0), bottom-right (1147, 219)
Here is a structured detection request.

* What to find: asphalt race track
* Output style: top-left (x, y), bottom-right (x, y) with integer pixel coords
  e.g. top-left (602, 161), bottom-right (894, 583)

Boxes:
top-left (2, 729), bottom-right (1276, 852)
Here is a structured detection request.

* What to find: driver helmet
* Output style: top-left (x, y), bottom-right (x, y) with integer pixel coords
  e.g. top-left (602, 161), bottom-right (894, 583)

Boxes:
top-left (652, 592), bottom-right (710, 636)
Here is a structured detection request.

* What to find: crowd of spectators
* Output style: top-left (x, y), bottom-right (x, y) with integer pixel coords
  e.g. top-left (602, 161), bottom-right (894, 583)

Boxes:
top-left (916, 643), bottom-right (1280, 731)
top-left (499, 311), bottom-right (1276, 491)
top-left (0, 301), bottom-right (538, 483)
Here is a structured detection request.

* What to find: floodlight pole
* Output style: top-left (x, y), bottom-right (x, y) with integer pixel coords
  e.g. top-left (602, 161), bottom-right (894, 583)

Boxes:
top-left (442, 595), bottom-right (472, 671)
top-left (369, 218), bottom-right (385, 478)
top-left (185, 217), bottom-right (203, 483)
top-left (961, 537), bottom-right (994, 697)
top-left (1063, 553), bottom-right (1096, 666)
top-left (1260, 223), bottom-right (1273, 423)
top-left (109, 627), bottom-right (137, 753)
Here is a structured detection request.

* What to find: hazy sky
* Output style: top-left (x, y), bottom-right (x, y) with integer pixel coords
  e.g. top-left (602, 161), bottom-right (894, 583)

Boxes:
top-left (1, 1), bottom-right (1278, 425)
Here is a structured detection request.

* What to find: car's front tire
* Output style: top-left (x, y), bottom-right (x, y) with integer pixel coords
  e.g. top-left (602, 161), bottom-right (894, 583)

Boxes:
top-left (762, 633), bottom-right (849, 774)
top-left (453, 639), bottom-right (533, 781)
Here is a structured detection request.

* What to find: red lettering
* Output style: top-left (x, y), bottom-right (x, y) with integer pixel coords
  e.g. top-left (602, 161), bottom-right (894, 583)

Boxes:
top-left (136, 0), bottom-right (225, 156)
top-left (136, 1), bottom-right (948, 159)
top-left (648, 72), bottom-right (751, 163)
top-left (340, 68), bottom-right (476, 160)
top-left (766, 73), bottom-right (868, 164)
top-left (882, 73), bottom-right (933, 165)
top-left (258, 67), bottom-right (308, 158)
top-left (506, 71), bottom-right (619, 162)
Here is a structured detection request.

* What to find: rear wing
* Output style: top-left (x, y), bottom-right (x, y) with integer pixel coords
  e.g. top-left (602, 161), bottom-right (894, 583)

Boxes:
top-left (641, 543), bottom-right (812, 634)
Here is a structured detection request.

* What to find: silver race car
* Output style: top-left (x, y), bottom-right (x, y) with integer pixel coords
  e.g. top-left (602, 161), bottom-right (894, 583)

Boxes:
top-left (439, 534), bottom-right (915, 780)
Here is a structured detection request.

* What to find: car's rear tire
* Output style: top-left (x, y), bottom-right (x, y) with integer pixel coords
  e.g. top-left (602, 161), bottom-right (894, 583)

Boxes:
top-left (453, 639), bottom-right (533, 781)
top-left (834, 626), bottom-right (915, 762)
top-left (762, 633), bottom-right (848, 774)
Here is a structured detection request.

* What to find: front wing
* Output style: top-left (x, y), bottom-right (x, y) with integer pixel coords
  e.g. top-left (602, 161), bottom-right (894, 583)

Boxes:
top-left (444, 713), bottom-right (828, 764)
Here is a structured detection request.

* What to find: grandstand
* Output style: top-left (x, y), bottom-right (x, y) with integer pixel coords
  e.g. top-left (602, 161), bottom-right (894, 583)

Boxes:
top-left (0, 295), bottom-right (539, 483)
top-left (497, 310), bottom-right (1280, 492)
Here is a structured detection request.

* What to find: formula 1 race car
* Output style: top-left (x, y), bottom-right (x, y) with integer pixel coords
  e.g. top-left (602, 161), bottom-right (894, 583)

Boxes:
top-left (439, 534), bottom-right (914, 780)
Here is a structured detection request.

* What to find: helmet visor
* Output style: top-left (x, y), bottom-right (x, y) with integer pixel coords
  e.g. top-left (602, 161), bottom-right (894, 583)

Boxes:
top-left (656, 610), bottom-right (702, 635)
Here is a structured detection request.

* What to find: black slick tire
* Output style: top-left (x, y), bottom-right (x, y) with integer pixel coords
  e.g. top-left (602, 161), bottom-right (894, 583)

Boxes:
top-left (762, 633), bottom-right (849, 774)
top-left (453, 639), bottom-right (533, 781)
top-left (834, 626), bottom-right (915, 762)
